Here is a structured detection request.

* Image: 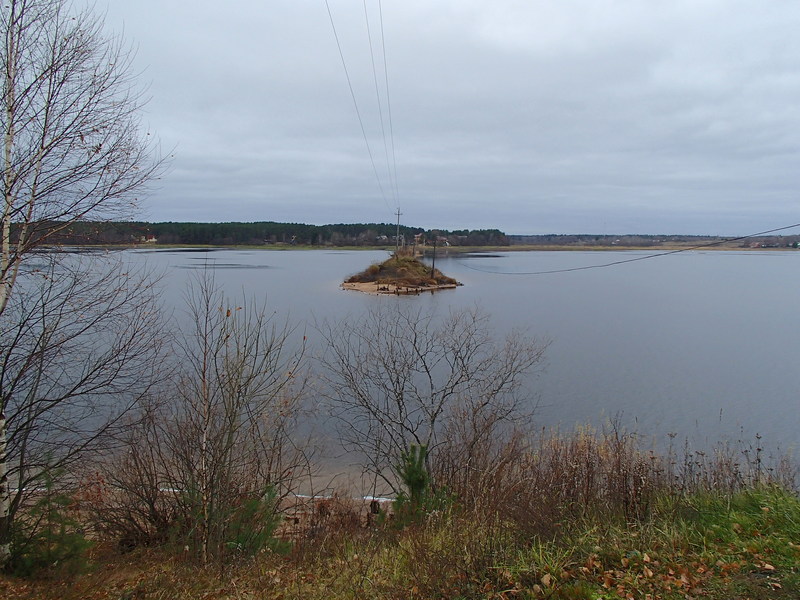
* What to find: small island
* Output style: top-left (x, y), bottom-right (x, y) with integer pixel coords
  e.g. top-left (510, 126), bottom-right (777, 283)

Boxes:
top-left (342, 250), bottom-right (461, 295)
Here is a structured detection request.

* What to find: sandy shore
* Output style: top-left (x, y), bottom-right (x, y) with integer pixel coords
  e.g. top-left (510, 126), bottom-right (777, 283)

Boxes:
top-left (342, 281), bottom-right (459, 295)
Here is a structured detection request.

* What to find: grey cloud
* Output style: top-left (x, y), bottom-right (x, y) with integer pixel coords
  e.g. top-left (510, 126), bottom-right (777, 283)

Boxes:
top-left (105, 1), bottom-right (800, 235)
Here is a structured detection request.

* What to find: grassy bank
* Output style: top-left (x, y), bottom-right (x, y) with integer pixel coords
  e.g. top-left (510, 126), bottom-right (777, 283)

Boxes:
top-left (1, 488), bottom-right (797, 599)
top-left (1, 427), bottom-right (797, 599)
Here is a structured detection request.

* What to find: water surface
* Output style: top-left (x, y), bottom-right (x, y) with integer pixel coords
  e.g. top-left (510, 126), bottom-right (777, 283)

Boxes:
top-left (131, 248), bottom-right (800, 452)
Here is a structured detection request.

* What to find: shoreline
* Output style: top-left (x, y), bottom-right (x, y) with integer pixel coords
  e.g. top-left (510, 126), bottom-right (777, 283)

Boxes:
top-left (341, 281), bottom-right (459, 295)
top-left (47, 242), bottom-right (799, 253)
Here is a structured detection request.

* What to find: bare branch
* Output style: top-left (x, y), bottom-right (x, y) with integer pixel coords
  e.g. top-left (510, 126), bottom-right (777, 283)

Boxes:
top-left (0, 253), bottom-right (166, 560)
top-left (0, 0), bottom-right (167, 564)
top-left (316, 304), bottom-right (547, 492)
top-left (1, 0), bottom-right (167, 316)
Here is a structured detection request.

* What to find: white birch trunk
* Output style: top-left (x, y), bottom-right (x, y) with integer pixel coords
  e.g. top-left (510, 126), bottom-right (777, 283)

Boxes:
top-left (0, 410), bottom-right (9, 565)
top-left (0, 0), bottom-right (164, 569)
top-left (0, 1), bottom-right (18, 566)
top-left (1, 0), bottom-right (18, 318)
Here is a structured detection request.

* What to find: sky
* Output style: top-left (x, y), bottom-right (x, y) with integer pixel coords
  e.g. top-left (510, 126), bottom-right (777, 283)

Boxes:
top-left (103, 1), bottom-right (800, 236)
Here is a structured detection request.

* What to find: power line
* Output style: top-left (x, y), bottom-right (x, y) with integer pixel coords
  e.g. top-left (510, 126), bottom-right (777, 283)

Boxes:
top-left (377, 0), bottom-right (400, 207)
top-left (455, 222), bottom-right (800, 276)
top-left (363, 0), bottom-right (397, 208)
top-left (324, 0), bottom-right (392, 211)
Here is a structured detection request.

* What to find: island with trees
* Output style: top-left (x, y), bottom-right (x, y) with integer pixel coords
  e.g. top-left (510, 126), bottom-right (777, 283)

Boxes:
top-left (342, 249), bottom-right (461, 294)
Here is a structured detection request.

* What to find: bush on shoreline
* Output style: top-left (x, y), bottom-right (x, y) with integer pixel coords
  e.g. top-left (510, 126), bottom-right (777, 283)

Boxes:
top-left (2, 425), bottom-right (797, 600)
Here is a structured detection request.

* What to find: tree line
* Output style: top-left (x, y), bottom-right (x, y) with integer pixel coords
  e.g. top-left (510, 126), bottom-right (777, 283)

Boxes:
top-left (17, 221), bottom-right (511, 247)
top-left (509, 233), bottom-right (800, 248)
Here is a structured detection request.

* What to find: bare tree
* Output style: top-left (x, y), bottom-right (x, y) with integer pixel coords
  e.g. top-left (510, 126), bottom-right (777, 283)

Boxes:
top-left (0, 253), bottom-right (164, 563)
top-left (91, 273), bottom-right (312, 564)
top-left (1, 0), bottom-right (164, 315)
top-left (0, 0), bottom-right (164, 565)
top-left (317, 304), bottom-right (547, 493)
top-left (171, 274), bottom-right (310, 563)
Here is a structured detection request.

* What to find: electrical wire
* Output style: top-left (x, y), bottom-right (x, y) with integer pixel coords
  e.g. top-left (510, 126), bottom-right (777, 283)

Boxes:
top-left (363, 0), bottom-right (396, 208)
top-left (324, 0), bottom-right (392, 211)
top-left (377, 0), bottom-right (400, 207)
top-left (454, 222), bottom-right (800, 276)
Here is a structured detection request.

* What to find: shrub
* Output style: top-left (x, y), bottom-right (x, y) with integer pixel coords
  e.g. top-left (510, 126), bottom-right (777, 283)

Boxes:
top-left (390, 445), bottom-right (452, 527)
top-left (223, 489), bottom-right (289, 558)
top-left (7, 474), bottom-right (92, 577)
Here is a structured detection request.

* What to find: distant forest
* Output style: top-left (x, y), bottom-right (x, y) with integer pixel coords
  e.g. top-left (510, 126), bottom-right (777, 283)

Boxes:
top-left (17, 221), bottom-right (800, 248)
top-left (508, 233), bottom-right (800, 248)
top-left (22, 221), bottom-right (510, 247)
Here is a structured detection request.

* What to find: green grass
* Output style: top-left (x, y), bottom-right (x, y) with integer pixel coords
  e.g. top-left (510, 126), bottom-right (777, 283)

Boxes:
top-left (4, 487), bottom-right (797, 599)
top-left (4, 422), bottom-right (798, 599)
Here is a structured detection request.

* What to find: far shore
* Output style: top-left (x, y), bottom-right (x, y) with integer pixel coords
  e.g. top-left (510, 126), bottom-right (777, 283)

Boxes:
top-left (57, 241), bottom-right (799, 253)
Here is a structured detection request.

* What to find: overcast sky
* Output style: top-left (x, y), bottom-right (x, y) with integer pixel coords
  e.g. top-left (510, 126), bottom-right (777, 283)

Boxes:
top-left (103, 1), bottom-right (800, 235)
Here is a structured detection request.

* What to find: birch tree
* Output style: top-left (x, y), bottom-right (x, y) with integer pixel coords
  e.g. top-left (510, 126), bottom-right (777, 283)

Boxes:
top-left (1, 0), bottom-right (163, 315)
top-left (87, 274), bottom-right (312, 563)
top-left (0, 0), bottom-right (163, 566)
top-left (0, 254), bottom-right (164, 565)
top-left (93, 273), bottom-right (309, 564)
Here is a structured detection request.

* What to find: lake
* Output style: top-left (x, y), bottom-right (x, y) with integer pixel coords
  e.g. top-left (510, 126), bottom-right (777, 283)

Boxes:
top-left (130, 247), bottom-right (800, 454)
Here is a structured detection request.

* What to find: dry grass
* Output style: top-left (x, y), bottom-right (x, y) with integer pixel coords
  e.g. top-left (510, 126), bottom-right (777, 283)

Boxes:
top-left (3, 427), bottom-right (797, 599)
top-left (345, 252), bottom-right (459, 287)
top-left (434, 425), bottom-right (796, 533)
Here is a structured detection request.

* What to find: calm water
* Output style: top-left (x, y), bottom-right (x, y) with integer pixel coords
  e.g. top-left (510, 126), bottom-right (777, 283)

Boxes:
top-left (130, 248), bottom-right (800, 452)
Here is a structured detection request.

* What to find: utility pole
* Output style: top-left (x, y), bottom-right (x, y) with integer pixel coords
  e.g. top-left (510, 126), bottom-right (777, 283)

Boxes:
top-left (394, 207), bottom-right (402, 254)
top-left (431, 237), bottom-right (437, 279)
